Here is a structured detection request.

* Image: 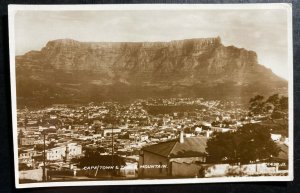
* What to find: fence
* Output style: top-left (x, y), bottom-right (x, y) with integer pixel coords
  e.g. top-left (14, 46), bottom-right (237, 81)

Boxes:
top-left (171, 162), bottom-right (287, 177)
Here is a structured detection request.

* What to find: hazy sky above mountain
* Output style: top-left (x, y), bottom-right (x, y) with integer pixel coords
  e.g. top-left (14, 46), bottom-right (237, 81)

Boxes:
top-left (14, 8), bottom-right (290, 79)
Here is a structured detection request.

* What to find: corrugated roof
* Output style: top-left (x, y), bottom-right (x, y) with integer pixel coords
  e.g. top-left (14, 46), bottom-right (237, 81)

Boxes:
top-left (142, 137), bottom-right (207, 158)
top-left (142, 140), bottom-right (177, 157)
top-left (170, 137), bottom-right (207, 158)
top-left (275, 143), bottom-right (288, 161)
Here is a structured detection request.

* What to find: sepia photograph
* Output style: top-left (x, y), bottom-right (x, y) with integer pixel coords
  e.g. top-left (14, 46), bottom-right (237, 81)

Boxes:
top-left (8, 4), bottom-right (293, 188)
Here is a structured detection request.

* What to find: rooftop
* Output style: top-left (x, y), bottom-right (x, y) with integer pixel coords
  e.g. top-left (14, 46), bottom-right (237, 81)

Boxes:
top-left (142, 137), bottom-right (207, 158)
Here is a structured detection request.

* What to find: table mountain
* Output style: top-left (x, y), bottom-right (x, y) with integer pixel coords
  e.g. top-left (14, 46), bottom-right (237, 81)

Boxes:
top-left (15, 37), bottom-right (287, 106)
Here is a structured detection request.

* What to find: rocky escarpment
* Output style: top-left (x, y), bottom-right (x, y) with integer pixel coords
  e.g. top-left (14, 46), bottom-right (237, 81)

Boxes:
top-left (15, 37), bottom-right (287, 106)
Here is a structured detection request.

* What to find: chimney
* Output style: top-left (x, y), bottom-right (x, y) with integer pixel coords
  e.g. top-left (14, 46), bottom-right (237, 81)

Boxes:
top-left (206, 130), bottom-right (210, 138)
top-left (180, 130), bottom-right (184, 143)
top-left (65, 145), bottom-right (69, 162)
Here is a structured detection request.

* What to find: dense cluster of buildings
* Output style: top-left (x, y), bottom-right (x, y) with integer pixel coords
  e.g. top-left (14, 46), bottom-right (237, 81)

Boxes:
top-left (17, 98), bottom-right (288, 182)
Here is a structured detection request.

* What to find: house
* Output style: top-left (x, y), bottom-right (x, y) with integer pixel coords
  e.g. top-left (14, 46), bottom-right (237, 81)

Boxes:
top-left (19, 137), bottom-right (36, 146)
top-left (103, 128), bottom-right (122, 137)
top-left (271, 143), bottom-right (288, 164)
top-left (46, 143), bottom-right (82, 161)
top-left (271, 133), bottom-right (282, 142)
top-left (211, 126), bottom-right (236, 133)
top-left (140, 135), bottom-right (149, 142)
top-left (139, 131), bottom-right (207, 178)
top-left (19, 148), bottom-right (37, 161)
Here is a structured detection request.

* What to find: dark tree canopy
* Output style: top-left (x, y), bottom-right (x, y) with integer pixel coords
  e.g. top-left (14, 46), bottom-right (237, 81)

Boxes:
top-left (206, 131), bottom-right (239, 163)
top-left (206, 124), bottom-right (280, 164)
top-left (249, 94), bottom-right (288, 119)
top-left (237, 124), bottom-right (280, 163)
top-left (75, 151), bottom-right (126, 169)
top-left (249, 95), bottom-right (265, 115)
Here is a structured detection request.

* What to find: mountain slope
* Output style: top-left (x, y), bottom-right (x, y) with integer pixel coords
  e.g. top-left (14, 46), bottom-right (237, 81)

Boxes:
top-left (15, 37), bottom-right (287, 106)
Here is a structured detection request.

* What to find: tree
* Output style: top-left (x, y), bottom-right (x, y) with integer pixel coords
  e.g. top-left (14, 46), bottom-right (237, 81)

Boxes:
top-left (19, 163), bottom-right (31, 171)
top-left (272, 96), bottom-right (288, 119)
top-left (237, 124), bottom-right (280, 164)
top-left (271, 111), bottom-right (285, 119)
top-left (206, 124), bottom-right (280, 164)
top-left (268, 95), bottom-right (288, 119)
top-left (264, 94), bottom-right (279, 113)
top-left (249, 95), bottom-right (265, 116)
top-left (279, 96), bottom-right (288, 111)
top-left (249, 94), bottom-right (288, 119)
top-left (206, 132), bottom-right (240, 163)
top-left (266, 94), bottom-right (280, 107)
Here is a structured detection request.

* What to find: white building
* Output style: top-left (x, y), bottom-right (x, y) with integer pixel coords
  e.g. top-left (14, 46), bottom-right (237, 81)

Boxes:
top-left (103, 128), bottom-right (122, 136)
top-left (19, 148), bottom-right (37, 160)
top-left (211, 126), bottom-right (235, 133)
top-left (271, 133), bottom-right (282, 142)
top-left (46, 143), bottom-right (82, 161)
top-left (140, 135), bottom-right (149, 142)
top-left (194, 127), bottom-right (202, 133)
top-left (50, 115), bottom-right (57, 119)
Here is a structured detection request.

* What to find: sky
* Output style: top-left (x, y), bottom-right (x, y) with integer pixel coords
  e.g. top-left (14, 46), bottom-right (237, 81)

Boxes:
top-left (14, 8), bottom-right (289, 79)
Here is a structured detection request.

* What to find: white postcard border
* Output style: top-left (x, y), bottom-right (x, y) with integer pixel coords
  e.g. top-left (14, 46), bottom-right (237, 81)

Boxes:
top-left (8, 3), bottom-right (293, 189)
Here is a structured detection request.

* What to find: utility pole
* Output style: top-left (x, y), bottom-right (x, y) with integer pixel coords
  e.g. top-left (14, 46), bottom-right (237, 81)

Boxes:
top-left (24, 106), bottom-right (28, 130)
top-left (42, 132), bottom-right (46, 182)
top-left (111, 126), bottom-right (114, 177)
top-left (24, 114), bottom-right (27, 131)
top-left (134, 127), bottom-right (137, 144)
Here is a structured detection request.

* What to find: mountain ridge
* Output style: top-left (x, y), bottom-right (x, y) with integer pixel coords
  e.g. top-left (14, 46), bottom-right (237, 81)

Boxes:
top-left (15, 37), bottom-right (287, 107)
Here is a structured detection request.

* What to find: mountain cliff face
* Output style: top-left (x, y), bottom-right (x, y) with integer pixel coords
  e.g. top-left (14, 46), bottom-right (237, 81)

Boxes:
top-left (15, 37), bottom-right (287, 106)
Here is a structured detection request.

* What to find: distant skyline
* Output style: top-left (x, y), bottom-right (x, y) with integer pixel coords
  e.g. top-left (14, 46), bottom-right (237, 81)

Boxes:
top-left (14, 9), bottom-right (289, 79)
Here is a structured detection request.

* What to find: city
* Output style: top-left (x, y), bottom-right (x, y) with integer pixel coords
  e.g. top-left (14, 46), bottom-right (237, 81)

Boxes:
top-left (8, 3), bottom-right (292, 188)
top-left (17, 96), bottom-right (289, 183)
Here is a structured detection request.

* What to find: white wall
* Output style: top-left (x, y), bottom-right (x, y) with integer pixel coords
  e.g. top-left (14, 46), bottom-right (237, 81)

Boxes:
top-left (19, 168), bottom-right (43, 182)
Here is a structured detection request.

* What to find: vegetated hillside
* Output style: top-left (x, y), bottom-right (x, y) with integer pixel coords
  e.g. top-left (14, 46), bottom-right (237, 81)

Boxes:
top-left (15, 37), bottom-right (287, 107)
